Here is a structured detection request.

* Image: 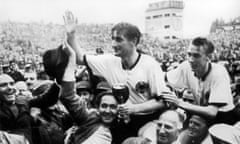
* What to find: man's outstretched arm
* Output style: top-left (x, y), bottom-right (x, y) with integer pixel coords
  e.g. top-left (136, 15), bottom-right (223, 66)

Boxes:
top-left (63, 11), bottom-right (85, 65)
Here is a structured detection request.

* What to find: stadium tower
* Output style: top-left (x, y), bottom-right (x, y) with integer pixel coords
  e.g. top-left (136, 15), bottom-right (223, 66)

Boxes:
top-left (145, 0), bottom-right (184, 41)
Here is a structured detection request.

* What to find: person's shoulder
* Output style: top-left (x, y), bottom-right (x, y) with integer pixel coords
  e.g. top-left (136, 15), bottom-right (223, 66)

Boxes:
top-left (211, 63), bottom-right (229, 76)
top-left (89, 54), bottom-right (120, 61)
top-left (140, 54), bottom-right (160, 65)
top-left (179, 61), bottom-right (190, 67)
top-left (211, 62), bottom-right (227, 70)
top-left (86, 54), bottom-right (121, 64)
top-left (171, 61), bottom-right (191, 72)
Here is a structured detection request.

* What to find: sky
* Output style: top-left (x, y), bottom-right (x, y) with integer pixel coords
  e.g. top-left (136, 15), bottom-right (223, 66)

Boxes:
top-left (0, 0), bottom-right (240, 38)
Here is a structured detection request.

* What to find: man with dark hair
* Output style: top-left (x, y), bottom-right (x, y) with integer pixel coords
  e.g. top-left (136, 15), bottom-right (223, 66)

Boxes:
top-left (7, 61), bottom-right (25, 82)
top-left (178, 115), bottom-right (213, 144)
top-left (164, 37), bottom-right (235, 124)
top-left (63, 11), bottom-right (169, 139)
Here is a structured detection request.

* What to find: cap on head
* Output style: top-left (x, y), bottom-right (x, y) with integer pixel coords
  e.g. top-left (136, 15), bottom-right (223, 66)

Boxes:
top-left (76, 81), bottom-right (92, 91)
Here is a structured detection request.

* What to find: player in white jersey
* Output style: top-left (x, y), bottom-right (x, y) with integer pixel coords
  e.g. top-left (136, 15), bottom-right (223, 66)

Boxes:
top-left (165, 37), bottom-right (236, 125)
top-left (63, 11), bottom-right (170, 142)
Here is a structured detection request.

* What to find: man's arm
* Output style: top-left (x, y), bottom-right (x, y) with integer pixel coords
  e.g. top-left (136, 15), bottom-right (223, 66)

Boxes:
top-left (133, 99), bottom-right (166, 114)
top-left (178, 101), bottom-right (218, 119)
top-left (119, 99), bottom-right (166, 115)
top-left (59, 41), bottom-right (89, 125)
top-left (163, 94), bottom-right (219, 118)
top-left (63, 11), bottom-right (85, 65)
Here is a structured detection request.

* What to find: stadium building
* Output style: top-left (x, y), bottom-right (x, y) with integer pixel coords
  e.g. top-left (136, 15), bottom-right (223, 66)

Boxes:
top-left (145, 0), bottom-right (184, 42)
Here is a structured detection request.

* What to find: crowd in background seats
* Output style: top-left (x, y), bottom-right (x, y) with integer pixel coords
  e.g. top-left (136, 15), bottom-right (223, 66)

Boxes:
top-left (0, 20), bottom-right (240, 144)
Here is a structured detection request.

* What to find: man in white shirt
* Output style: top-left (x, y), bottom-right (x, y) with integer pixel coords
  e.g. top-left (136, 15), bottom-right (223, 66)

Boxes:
top-left (63, 11), bottom-right (169, 140)
top-left (164, 37), bottom-right (235, 124)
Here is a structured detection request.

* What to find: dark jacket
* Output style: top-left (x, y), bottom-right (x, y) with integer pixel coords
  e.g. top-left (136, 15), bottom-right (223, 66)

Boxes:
top-left (0, 83), bottom-right (60, 144)
top-left (60, 81), bottom-right (103, 144)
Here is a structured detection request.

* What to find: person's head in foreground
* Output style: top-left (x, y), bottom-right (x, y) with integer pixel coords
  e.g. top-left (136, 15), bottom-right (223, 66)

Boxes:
top-left (156, 110), bottom-right (184, 144)
top-left (209, 123), bottom-right (240, 144)
top-left (95, 91), bottom-right (119, 126)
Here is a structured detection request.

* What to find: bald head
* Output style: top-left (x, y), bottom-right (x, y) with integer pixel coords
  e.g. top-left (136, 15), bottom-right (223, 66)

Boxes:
top-left (157, 110), bottom-right (184, 144)
top-left (159, 110), bottom-right (184, 129)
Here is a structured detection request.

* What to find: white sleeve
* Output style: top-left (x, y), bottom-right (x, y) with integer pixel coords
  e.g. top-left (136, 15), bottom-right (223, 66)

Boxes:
top-left (149, 62), bottom-right (170, 96)
top-left (85, 54), bottom-right (114, 78)
top-left (208, 68), bottom-right (232, 105)
top-left (166, 62), bottom-right (188, 89)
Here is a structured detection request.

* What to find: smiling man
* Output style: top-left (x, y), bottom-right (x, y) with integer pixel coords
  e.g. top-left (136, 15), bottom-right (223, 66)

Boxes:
top-left (63, 11), bottom-right (169, 141)
top-left (0, 74), bottom-right (60, 144)
top-left (0, 74), bottom-right (17, 104)
top-left (178, 115), bottom-right (213, 144)
top-left (156, 110), bottom-right (183, 144)
top-left (165, 37), bottom-right (235, 124)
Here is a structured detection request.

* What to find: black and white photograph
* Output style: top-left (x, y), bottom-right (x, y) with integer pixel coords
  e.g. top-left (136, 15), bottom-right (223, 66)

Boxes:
top-left (0, 0), bottom-right (240, 143)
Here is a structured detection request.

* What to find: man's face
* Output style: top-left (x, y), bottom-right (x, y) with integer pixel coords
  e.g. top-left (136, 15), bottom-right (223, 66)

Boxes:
top-left (186, 115), bottom-right (208, 138)
top-left (77, 90), bottom-right (92, 102)
top-left (25, 73), bottom-right (37, 89)
top-left (157, 113), bottom-right (180, 144)
top-left (0, 75), bottom-right (16, 103)
top-left (187, 44), bottom-right (208, 77)
top-left (111, 30), bottom-right (135, 58)
top-left (98, 95), bottom-right (118, 125)
top-left (10, 63), bottom-right (17, 71)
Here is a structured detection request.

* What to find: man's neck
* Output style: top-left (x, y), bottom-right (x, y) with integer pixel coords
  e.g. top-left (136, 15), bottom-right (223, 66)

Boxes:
top-left (197, 62), bottom-right (210, 80)
top-left (121, 51), bottom-right (139, 70)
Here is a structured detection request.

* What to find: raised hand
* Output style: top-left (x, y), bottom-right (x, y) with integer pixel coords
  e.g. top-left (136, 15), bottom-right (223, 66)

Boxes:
top-left (63, 11), bottom-right (78, 34)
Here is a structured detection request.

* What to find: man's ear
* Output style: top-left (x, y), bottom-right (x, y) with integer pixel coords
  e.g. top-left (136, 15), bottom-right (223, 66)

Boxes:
top-left (131, 38), bottom-right (138, 46)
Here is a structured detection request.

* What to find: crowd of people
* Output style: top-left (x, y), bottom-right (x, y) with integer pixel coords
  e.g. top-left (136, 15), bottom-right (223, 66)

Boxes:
top-left (0, 11), bottom-right (240, 144)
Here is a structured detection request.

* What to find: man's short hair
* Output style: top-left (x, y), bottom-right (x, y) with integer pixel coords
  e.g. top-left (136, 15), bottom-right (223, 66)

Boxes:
top-left (111, 22), bottom-right (141, 45)
top-left (192, 37), bottom-right (215, 55)
top-left (94, 90), bottom-right (117, 107)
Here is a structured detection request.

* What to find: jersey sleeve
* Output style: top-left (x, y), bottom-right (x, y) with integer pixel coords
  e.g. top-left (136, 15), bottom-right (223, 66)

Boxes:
top-left (208, 67), bottom-right (232, 106)
top-left (85, 54), bottom-right (115, 78)
top-left (166, 61), bottom-right (188, 89)
top-left (148, 61), bottom-right (170, 96)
